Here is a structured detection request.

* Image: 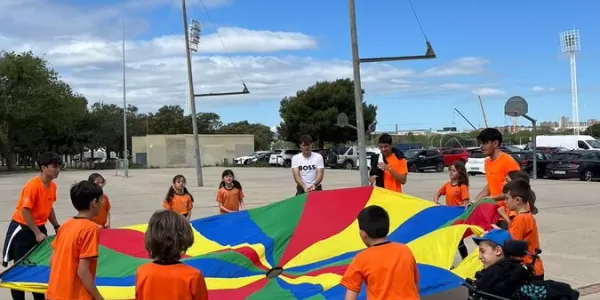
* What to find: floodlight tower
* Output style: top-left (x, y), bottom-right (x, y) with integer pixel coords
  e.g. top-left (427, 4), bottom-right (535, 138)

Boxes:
top-left (185, 20), bottom-right (201, 115)
top-left (560, 30), bottom-right (581, 135)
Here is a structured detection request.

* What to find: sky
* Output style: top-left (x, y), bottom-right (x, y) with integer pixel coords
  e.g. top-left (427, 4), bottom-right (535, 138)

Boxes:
top-left (1, 0), bottom-right (599, 133)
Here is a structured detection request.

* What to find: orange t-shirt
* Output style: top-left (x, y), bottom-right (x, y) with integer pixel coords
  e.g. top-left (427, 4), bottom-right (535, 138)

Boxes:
top-left (90, 195), bottom-right (111, 227)
top-left (46, 217), bottom-right (100, 300)
top-left (12, 176), bottom-right (57, 226)
top-left (135, 261), bottom-right (209, 300)
top-left (508, 212), bottom-right (544, 276)
top-left (341, 241), bottom-right (419, 300)
top-left (438, 182), bottom-right (469, 206)
top-left (163, 193), bottom-right (193, 215)
top-left (216, 186), bottom-right (244, 213)
top-left (484, 152), bottom-right (520, 208)
top-left (383, 154), bottom-right (408, 193)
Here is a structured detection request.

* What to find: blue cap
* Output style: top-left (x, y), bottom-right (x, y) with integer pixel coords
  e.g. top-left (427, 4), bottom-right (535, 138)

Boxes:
top-left (473, 229), bottom-right (513, 247)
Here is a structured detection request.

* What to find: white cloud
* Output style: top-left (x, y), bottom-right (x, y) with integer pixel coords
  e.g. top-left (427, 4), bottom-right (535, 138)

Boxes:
top-left (532, 86), bottom-right (545, 92)
top-left (472, 87), bottom-right (505, 96)
top-left (532, 85), bottom-right (556, 92)
top-left (424, 57), bottom-right (489, 77)
top-left (0, 1), bottom-right (496, 113)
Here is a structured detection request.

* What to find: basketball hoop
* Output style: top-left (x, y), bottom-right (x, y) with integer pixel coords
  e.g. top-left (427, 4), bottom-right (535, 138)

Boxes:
top-left (337, 113), bottom-right (349, 128)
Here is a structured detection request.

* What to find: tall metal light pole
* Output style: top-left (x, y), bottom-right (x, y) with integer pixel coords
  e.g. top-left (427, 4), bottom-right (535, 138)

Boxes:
top-left (181, 0), bottom-right (204, 186)
top-left (348, 0), bottom-right (368, 186)
top-left (560, 30), bottom-right (581, 135)
top-left (122, 18), bottom-right (129, 178)
top-left (348, 0), bottom-right (437, 186)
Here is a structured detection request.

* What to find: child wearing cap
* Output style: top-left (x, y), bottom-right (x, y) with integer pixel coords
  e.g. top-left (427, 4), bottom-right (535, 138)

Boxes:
top-left (472, 229), bottom-right (529, 299)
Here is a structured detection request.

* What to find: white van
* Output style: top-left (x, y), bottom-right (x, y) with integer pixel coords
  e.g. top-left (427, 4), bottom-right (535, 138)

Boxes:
top-left (536, 135), bottom-right (600, 151)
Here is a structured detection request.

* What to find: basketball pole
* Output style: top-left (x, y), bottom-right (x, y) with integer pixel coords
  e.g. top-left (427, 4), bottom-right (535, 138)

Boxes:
top-left (122, 18), bottom-right (129, 178)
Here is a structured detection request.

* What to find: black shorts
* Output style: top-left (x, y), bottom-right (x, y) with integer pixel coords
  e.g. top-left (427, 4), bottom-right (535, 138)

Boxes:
top-left (2, 220), bottom-right (47, 267)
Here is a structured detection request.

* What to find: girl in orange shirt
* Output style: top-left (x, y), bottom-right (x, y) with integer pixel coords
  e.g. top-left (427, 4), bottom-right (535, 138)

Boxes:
top-left (163, 175), bottom-right (195, 221)
top-left (433, 160), bottom-right (470, 259)
top-left (216, 169), bottom-right (245, 214)
top-left (88, 173), bottom-right (112, 229)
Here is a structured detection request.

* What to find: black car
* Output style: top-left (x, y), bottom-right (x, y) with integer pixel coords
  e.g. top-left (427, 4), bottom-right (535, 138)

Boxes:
top-left (405, 149), bottom-right (445, 172)
top-left (509, 151), bottom-right (551, 178)
top-left (546, 150), bottom-right (600, 181)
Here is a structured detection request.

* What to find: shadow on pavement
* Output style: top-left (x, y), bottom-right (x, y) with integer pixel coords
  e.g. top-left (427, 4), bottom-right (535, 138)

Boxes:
top-left (423, 287), bottom-right (468, 300)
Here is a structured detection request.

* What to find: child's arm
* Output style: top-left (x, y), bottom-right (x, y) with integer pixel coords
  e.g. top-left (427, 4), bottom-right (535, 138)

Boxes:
top-left (340, 259), bottom-right (363, 300)
top-left (78, 258), bottom-right (104, 300)
top-left (433, 192), bottom-right (441, 204)
top-left (497, 207), bottom-right (511, 225)
top-left (239, 191), bottom-right (246, 210)
top-left (434, 184), bottom-right (446, 204)
top-left (344, 290), bottom-right (359, 300)
top-left (194, 273), bottom-right (209, 300)
top-left (461, 185), bottom-right (470, 207)
top-left (105, 212), bottom-right (111, 229)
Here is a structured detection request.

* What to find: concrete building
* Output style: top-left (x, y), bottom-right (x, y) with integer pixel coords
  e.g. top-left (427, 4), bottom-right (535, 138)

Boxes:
top-left (132, 134), bottom-right (254, 168)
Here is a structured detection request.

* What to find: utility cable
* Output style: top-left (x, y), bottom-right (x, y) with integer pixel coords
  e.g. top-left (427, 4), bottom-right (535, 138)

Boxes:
top-left (197, 0), bottom-right (247, 85)
top-left (407, 0), bottom-right (429, 42)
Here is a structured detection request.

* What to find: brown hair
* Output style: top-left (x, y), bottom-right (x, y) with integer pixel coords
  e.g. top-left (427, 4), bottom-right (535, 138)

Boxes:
top-left (450, 160), bottom-right (469, 187)
top-left (506, 170), bottom-right (538, 214)
top-left (144, 210), bottom-right (194, 263)
top-left (298, 135), bottom-right (312, 146)
top-left (165, 174), bottom-right (194, 205)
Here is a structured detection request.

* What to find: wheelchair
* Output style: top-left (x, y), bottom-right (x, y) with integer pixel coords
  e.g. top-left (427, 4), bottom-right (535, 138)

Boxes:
top-left (462, 239), bottom-right (576, 300)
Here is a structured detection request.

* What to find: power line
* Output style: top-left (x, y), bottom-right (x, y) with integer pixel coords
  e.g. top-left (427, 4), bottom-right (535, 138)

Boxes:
top-left (196, 0), bottom-right (246, 85)
top-left (407, 0), bottom-right (429, 42)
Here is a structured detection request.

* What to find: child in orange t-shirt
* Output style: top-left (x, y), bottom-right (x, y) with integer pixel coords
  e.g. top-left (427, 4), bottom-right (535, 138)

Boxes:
top-left (340, 205), bottom-right (419, 300)
top-left (135, 210), bottom-right (208, 300)
top-left (216, 169), bottom-right (246, 214)
top-left (491, 170), bottom-right (539, 228)
top-left (501, 178), bottom-right (544, 280)
top-left (46, 181), bottom-right (104, 300)
top-left (88, 173), bottom-right (111, 229)
top-left (162, 175), bottom-right (194, 221)
top-left (433, 160), bottom-right (470, 259)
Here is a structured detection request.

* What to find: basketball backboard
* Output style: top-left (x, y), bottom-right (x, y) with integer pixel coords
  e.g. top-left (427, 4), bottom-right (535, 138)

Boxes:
top-left (504, 96), bottom-right (528, 117)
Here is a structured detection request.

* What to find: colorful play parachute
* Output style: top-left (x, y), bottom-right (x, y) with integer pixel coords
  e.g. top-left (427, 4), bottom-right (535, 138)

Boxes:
top-left (0, 186), bottom-right (500, 299)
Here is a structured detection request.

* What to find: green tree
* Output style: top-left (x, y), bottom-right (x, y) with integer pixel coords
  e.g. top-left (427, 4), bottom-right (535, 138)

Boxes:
top-left (217, 121), bottom-right (274, 150)
top-left (193, 112), bottom-right (222, 133)
top-left (278, 79), bottom-right (377, 148)
top-left (0, 51), bottom-right (88, 170)
top-left (583, 124), bottom-right (600, 138)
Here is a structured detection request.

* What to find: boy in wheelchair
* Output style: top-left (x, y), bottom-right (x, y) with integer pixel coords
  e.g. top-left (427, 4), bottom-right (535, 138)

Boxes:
top-left (464, 229), bottom-right (579, 300)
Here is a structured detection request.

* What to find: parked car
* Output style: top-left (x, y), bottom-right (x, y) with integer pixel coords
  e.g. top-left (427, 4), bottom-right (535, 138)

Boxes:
top-left (356, 151), bottom-right (379, 171)
top-left (441, 147), bottom-right (480, 166)
top-left (405, 149), bottom-right (445, 172)
top-left (466, 150), bottom-right (487, 175)
top-left (327, 146), bottom-right (359, 170)
top-left (546, 150), bottom-right (600, 181)
top-left (234, 151), bottom-right (270, 165)
top-left (275, 149), bottom-right (301, 167)
top-left (268, 150), bottom-right (283, 165)
top-left (509, 151), bottom-right (551, 178)
top-left (249, 152), bottom-right (272, 164)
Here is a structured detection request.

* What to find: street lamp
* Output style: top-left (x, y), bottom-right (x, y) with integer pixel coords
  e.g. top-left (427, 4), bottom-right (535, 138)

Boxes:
top-left (181, 0), bottom-right (250, 186)
top-left (181, 0), bottom-right (204, 186)
top-left (348, 0), bottom-right (437, 186)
